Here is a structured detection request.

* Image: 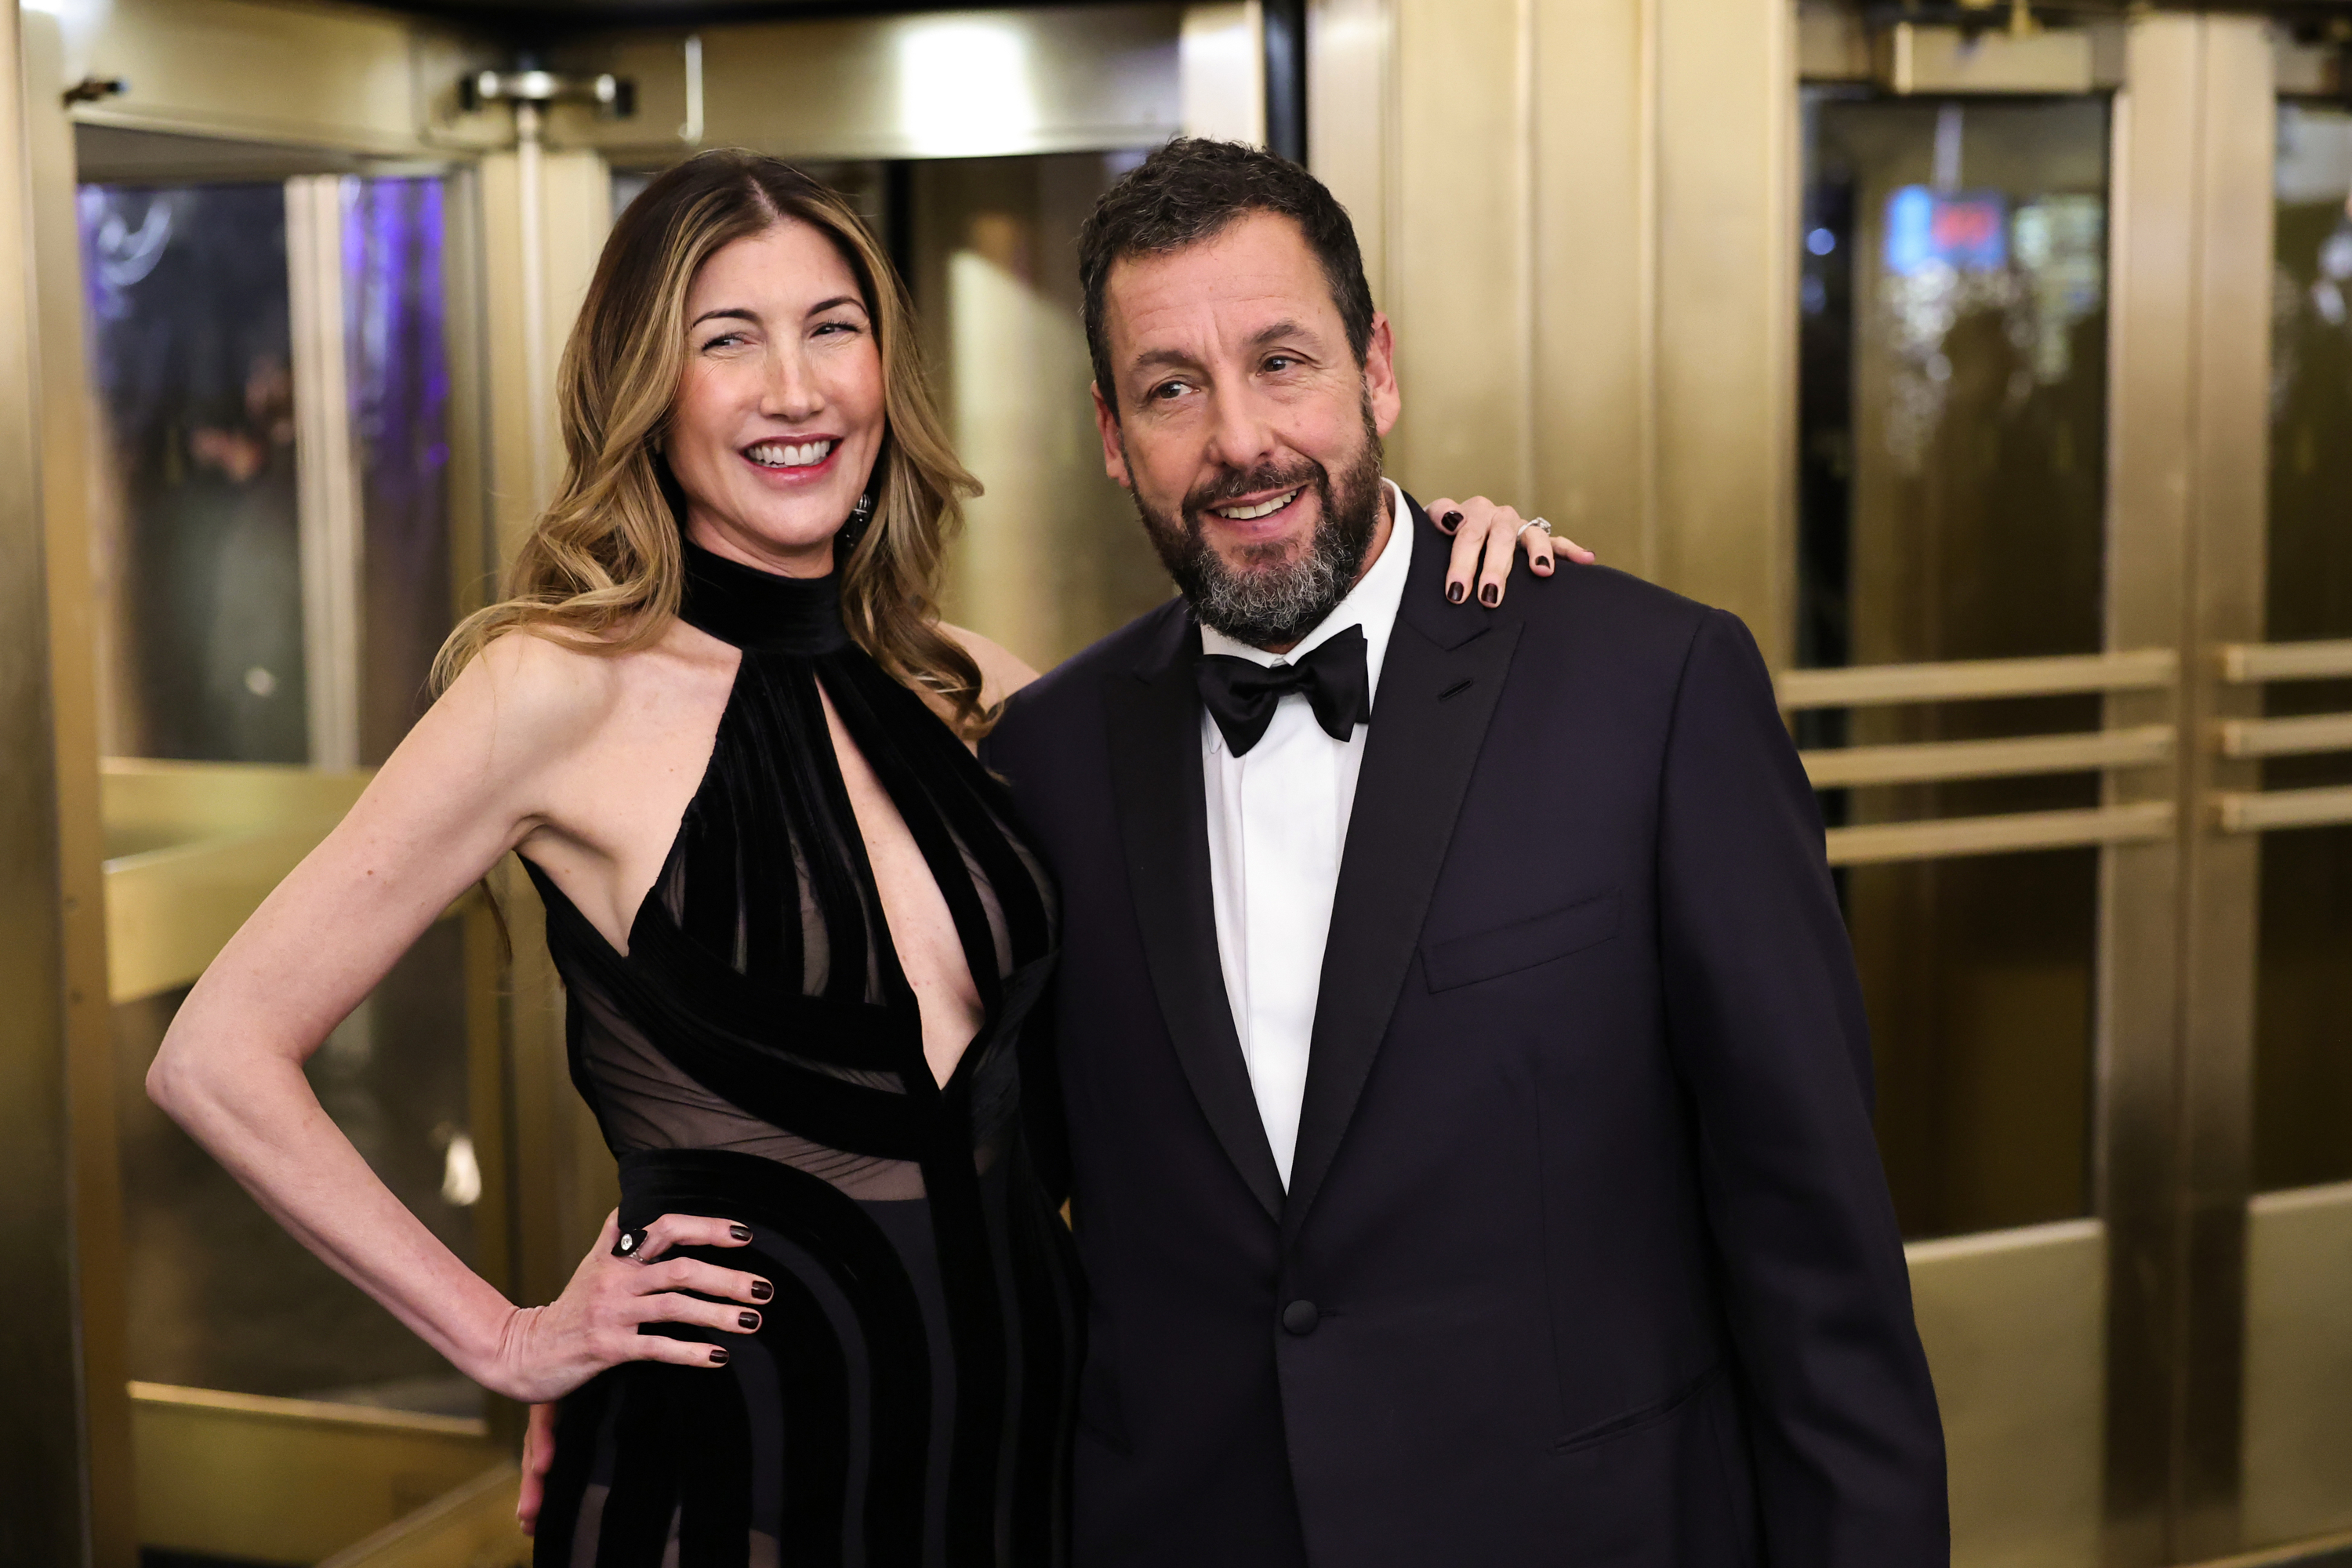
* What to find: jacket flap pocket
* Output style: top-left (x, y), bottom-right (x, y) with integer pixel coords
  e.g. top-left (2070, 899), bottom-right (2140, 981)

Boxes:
top-left (1422, 890), bottom-right (1620, 993)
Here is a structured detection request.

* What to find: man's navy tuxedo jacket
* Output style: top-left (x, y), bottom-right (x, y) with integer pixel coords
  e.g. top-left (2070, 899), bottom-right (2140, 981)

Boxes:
top-left (982, 497), bottom-right (1948, 1566)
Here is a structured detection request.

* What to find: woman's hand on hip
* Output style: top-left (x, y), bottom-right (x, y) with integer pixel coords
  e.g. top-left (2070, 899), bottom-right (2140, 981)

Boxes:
top-left (482, 1210), bottom-right (771, 1403)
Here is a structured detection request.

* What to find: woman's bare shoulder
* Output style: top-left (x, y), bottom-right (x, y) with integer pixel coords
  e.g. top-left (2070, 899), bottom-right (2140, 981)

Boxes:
top-left (938, 622), bottom-right (1041, 707)
top-left (441, 620), bottom-right (728, 772)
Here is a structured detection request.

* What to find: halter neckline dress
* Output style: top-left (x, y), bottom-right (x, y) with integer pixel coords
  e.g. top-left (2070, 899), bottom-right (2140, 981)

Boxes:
top-left (521, 540), bottom-right (1075, 1567)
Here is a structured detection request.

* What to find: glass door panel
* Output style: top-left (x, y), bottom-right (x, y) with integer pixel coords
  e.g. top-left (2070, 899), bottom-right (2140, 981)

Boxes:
top-left (2239, 96), bottom-right (2352, 1554)
top-left (1800, 93), bottom-right (2113, 1242)
top-left (2254, 102), bottom-right (2352, 1198)
top-left (82, 164), bottom-right (482, 1419)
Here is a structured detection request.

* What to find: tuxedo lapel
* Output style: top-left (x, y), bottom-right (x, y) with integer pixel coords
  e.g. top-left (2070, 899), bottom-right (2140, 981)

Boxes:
top-left (1283, 498), bottom-right (1522, 1245)
top-left (1103, 609), bottom-right (1287, 1222)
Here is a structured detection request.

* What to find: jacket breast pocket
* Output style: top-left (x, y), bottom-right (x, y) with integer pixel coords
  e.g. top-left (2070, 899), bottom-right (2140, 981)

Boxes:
top-left (1421, 889), bottom-right (1620, 993)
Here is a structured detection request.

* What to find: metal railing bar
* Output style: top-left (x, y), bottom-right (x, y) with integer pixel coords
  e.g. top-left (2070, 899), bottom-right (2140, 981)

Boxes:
top-left (2215, 786), bottom-right (2352, 834)
top-left (1777, 649), bottom-right (2178, 711)
top-left (1800, 724), bottom-right (2176, 789)
top-left (1824, 800), bottom-right (2176, 866)
top-left (2220, 639), bottom-right (2352, 684)
top-left (2218, 712), bottom-right (2352, 759)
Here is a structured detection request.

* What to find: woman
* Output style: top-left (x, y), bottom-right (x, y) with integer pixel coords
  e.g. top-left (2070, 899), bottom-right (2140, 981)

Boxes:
top-left (148, 150), bottom-right (1568, 1565)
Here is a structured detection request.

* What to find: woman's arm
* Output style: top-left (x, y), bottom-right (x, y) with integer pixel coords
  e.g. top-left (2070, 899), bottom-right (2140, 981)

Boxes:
top-left (147, 633), bottom-right (770, 1403)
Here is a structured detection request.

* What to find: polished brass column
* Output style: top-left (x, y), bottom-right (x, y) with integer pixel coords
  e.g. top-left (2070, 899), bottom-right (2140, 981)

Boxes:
top-left (0, 5), bottom-right (135, 1563)
top-left (2103, 16), bottom-right (2275, 1564)
top-left (477, 140), bottom-right (619, 1309)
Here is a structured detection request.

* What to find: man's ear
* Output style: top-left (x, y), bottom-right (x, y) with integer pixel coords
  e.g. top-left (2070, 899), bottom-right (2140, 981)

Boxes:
top-left (1092, 382), bottom-right (1132, 488)
top-left (1363, 311), bottom-right (1401, 437)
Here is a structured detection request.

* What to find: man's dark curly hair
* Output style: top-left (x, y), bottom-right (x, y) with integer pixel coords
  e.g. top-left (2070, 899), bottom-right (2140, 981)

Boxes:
top-left (1077, 138), bottom-right (1376, 419)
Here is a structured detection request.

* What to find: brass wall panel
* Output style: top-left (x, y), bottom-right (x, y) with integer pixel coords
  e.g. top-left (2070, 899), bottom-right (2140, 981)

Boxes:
top-left (1531, 0), bottom-right (1657, 575)
top-left (553, 6), bottom-right (1183, 164)
top-left (1315, 0), bottom-right (1791, 654)
top-left (61, 0), bottom-right (469, 156)
top-left (1907, 1219), bottom-right (2107, 1568)
top-left (2102, 19), bottom-right (2200, 1563)
top-left (1384, 0), bottom-right (1532, 507)
top-left (2172, 21), bottom-right (2274, 1560)
top-left (21, 6), bottom-right (137, 1563)
top-left (1306, 0), bottom-right (1392, 307)
top-left (2241, 1182), bottom-right (2352, 1550)
top-left (1652, 0), bottom-right (1795, 662)
top-left (1875, 24), bottom-right (2102, 97)
top-left (129, 1381), bottom-right (499, 1566)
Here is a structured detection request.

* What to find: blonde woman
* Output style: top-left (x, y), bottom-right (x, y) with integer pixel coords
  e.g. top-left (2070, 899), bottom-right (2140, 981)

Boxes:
top-left (148, 151), bottom-right (1565, 1564)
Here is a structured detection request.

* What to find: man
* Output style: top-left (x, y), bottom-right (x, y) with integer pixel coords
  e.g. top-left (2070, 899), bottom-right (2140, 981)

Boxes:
top-left (983, 139), bottom-right (1947, 1566)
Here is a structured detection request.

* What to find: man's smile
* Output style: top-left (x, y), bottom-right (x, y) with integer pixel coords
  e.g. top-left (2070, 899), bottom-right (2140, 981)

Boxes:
top-left (1209, 487), bottom-right (1304, 522)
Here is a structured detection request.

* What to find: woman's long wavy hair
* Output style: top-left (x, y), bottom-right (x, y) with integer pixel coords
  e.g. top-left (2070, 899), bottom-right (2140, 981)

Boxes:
top-left (432, 149), bottom-right (989, 731)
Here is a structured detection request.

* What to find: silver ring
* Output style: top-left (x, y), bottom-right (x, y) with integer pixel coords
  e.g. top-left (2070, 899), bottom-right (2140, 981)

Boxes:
top-left (1515, 517), bottom-right (1552, 539)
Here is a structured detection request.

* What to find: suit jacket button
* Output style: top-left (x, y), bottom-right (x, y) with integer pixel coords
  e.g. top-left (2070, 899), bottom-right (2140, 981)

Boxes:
top-left (1282, 1300), bottom-right (1319, 1336)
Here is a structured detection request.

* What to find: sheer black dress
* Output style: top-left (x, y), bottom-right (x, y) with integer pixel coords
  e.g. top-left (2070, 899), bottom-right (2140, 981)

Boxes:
top-left (522, 542), bottom-right (1076, 1567)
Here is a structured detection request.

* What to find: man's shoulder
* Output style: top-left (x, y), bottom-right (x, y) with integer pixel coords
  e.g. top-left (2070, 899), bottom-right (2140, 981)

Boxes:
top-left (990, 594), bottom-right (1190, 755)
top-left (1504, 557), bottom-right (1722, 666)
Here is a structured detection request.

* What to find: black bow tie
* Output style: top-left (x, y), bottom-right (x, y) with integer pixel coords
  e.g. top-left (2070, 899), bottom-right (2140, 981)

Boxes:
top-left (1196, 625), bottom-right (1372, 757)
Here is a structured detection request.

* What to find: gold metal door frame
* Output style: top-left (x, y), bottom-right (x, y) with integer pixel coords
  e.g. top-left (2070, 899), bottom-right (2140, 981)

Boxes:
top-left (1784, 11), bottom-right (2303, 1566)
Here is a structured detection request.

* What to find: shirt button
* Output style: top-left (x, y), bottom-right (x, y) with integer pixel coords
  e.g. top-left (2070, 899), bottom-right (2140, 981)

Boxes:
top-left (1282, 1300), bottom-right (1320, 1336)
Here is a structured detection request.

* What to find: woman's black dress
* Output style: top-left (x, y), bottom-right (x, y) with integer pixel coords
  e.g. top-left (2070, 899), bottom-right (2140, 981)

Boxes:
top-left (522, 543), bottom-right (1076, 1567)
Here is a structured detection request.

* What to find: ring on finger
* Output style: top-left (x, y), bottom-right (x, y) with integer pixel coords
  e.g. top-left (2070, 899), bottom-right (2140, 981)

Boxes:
top-left (1516, 517), bottom-right (1552, 539)
top-left (612, 1227), bottom-right (651, 1260)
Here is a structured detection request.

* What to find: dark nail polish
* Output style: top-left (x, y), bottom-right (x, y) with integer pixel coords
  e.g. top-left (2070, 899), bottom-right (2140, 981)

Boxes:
top-left (1441, 510), bottom-right (1464, 532)
top-left (739, 1310), bottom-right (761, 1330)
top-left (1481, 583), bottom-right (1501, 607)
top-left (728, 1224), bottom-right (751, 1242)
top-left (1447, 582), bottom-right (1467, 604)
top-left (709, 1346), bottom-right (731, 1366)
top-left (750, 1279), bottom-right (774, 1301)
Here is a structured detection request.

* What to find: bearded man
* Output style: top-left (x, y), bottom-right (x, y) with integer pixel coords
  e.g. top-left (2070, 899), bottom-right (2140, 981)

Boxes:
top-left (982, 139), bottom-right (1948, 1566)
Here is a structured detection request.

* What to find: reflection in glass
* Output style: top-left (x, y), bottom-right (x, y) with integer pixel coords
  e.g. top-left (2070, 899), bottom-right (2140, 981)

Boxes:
top-left (2255, 105), bottom-right (2352, 1195)
top-left (87, 174), bottom-right (474, 1414)
top-left (348, 177), bottom-right (453, 765)
top-left (1800, 95), bottom-right (2111, 1237)
top-left (82, 183), bottom-right (304, 762)
top-left (115, 924), bottom-right (478, 1412)
top-left (906, 152), bottom-right (1171, 668)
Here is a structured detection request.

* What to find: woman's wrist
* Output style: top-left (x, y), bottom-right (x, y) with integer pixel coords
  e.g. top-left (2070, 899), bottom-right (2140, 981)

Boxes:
top-left (445, 1296), bottom-right (531, 1396)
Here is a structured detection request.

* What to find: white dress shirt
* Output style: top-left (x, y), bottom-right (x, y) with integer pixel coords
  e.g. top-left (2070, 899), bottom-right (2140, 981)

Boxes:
top-left (1200, 481), bottom-right (1414, 1188)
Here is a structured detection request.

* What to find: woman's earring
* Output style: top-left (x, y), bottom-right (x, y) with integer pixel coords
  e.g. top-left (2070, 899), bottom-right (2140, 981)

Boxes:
top-left (840, 491), bottom-right (877, 550)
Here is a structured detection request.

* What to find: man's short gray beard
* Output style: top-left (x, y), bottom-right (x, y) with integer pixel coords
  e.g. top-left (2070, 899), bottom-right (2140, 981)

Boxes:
top-left (1129, 416), bottom-right (1386, 650)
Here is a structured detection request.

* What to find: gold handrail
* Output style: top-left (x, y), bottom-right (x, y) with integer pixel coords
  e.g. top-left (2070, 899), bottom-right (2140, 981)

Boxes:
top-left (1800, 724), bottom-right (2174, 789)
top-left (2215, 786), bottom-right (2352, 835)
top-left (1776, 649), bottom-right (2178, 711)
top-left (2218, 712), bottom-right (2352, 760)
top-left (1824, 801), bottom-right (2175, 866)
top-left (2219, 639), bottom-right (2352, 684)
